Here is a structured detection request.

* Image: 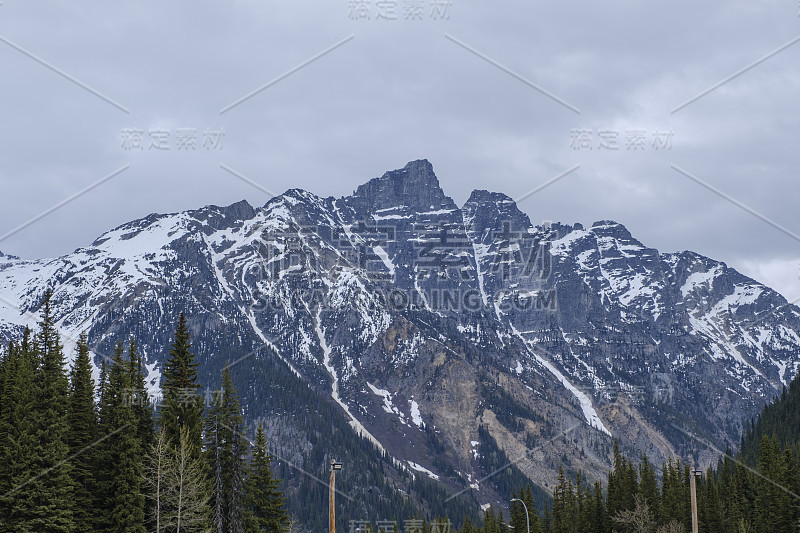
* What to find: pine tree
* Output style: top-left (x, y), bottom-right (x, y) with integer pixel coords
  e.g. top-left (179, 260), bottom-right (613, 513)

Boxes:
top-left (607, 441), bottom-right (623, 519)
top-left (129, 337), bottom-right (155, 455)
top-left (94, 355), bottom-right (114, 531)
top-left (129, 337), bottom-right (156, 523)
top-left (158, 313), bottom-right (204, 457)
top-left (112, 339), bottom-right (147, 532)
top-left (0, 334), bottom-right (38, 532)
top-left (541, 501), bottom-right (552, 533)
top-left (699, 468), bottom-right (722, 533)
top-left (66, 334), bottom-right (97, 531)
top-left (660, 459), bottom-right (682, 525)
top-left (95, 340), bottom-right (146, 532)
top-left (638, 453), bottom-right (659, 524)
top-left (589, 480), bottom-right (607, 533)
top-left (206, 362), bottom-right (248, 533)
top-left (511, 489), bottom-right (526, 533)
top-left (244, 423), bottom-right (289, 533)
top-left (461, 515), bottom-right (476, 533)
top-left (551, 466), bottom-right (569, 533)
top-left (754, 435), bottom-right (792, 533)
top-left (524, 484), bottom-right (543, 533)
top-left (24, 292), bottom-right (76, 532)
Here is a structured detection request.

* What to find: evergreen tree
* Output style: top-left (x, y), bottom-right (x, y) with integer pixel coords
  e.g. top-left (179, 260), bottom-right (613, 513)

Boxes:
top-left (158, 313), bottom-right (204, 457)
top-left (205, 362), bottom-right (248, 533)
top-left (0, 333), bottom-right (38, 532)
top-left (754, 435), bottom-right (792, 533)
top-left (128, 337), bottom-right (156, 523)
top-left (638, 453), bottom-right (659, 524)
top-left (511, 489), bottom-right (526, 533)
top-left (24, 292), bottom-right (76, 532)
top-left (94, 355), bottom-right (114, 531)
top-left (700, 468), bottom-right (722, 533)
top-left (461, 515), bottom-right (476, 533)
top-left (510, 484), bottom-right (541, 533)
top-left (129, 337), bottom-right (155, 456)
top-left (588, 480), bottom-right (607, 533)
top-left (95, 340), bottom-right (146, 532)
top-left (66, 333), bottom-right (97, 531)
top-left (660, 459), bottom-right (683, 525)
top-left (244, 423), bottom-right (289, 533)
top-left (541, 502), bottom-right (551, 533)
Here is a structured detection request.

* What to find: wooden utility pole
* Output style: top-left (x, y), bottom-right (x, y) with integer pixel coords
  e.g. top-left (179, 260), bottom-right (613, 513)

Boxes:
top-left (690, 468), bottom-right (701, 533)
top-left (330, 461), bottom-right (342, 533)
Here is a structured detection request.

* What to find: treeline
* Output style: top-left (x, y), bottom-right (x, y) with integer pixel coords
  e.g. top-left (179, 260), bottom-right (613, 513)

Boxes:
top-left (0, 292), bottom-right (289, 532)
top-left (452, 373), bottom-right (800, 533)
top-left (450, 437), bottom-right (798, 533)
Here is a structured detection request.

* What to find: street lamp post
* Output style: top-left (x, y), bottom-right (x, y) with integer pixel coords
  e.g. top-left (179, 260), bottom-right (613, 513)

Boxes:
top-left (690, 468), bottom-right (702, 533)
top-left (330, 461), bottom-right (342, 533)
top-left (511, 498), bottom-right (530, 533)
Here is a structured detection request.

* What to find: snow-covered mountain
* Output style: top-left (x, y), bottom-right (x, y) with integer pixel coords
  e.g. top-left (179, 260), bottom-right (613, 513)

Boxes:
top-left (2, 159), bottom-right (799, 501)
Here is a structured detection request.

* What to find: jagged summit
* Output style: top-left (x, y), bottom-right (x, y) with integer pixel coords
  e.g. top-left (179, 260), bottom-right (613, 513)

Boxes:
top-left (346, 159), bottom-right (455, 216)
top-left (465, 189), bottom-right (515, 204)
top-left (463, 189), bottom-right (532, 235)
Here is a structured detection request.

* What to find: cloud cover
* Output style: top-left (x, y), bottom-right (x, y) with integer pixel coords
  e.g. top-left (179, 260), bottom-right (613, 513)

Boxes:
top-left (1, 0), bottom-right (798, 299)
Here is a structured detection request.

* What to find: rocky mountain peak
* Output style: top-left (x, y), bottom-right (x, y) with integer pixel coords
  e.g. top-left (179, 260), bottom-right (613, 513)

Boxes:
top-left (346, 159), bottom-right (456, 217)
top-left (462, 189), bottom-right (532, 236)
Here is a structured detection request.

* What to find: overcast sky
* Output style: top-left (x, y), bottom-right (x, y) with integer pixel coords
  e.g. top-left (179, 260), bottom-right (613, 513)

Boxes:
top-left (1, 1), bottom-right (799, 301)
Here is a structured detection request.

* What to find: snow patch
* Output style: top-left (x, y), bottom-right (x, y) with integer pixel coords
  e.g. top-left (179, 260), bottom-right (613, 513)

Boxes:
top-left (409, 399), bottom-right (423, 427)
top-left (408, 461), bottom-right (439, 480)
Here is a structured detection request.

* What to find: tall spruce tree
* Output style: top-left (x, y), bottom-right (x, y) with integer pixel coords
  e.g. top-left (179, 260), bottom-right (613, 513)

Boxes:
top-left (129, 337), bottom-right (155, 454)
top-left (206, 362), bottom-right (248, 533)
top-left (158, 313), bottom-right (204, 457)
top-left (94, 355), bottom-right (113, 531)
top-left (95, 341), bottom-right (146, 532)
top-left (24, 291), bottom-right (76, 532)
top-left (66, 333), bottom-right (97, 531)
top-left (638, 453), bottom-right (659, 523)
top-left (128, 337), bottom-right (156, 522)
top-left (244, 423), bottom-right (289, 533)
top-left (0, 334), bottom-right (38, 532)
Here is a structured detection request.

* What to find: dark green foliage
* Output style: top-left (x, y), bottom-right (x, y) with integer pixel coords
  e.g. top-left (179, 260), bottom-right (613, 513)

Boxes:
top-left (95, 340), bottom-right (147, 532)
top-left (511, 485), bottom-right (542, 533)
top-left (128, 337), bottom-right (156, 523)
top-left (23, 292), bottom-right (76, 532)
top-left (0, 332), bottom-right (38, 532)
top-left (158, 312), bottom-right (204, 457)
top-left (206, 362), bottom-right (248, 533)
top-left (244, 423), bottom-right (290, 533)
top-left (66, 334), bottom-right (97, 531)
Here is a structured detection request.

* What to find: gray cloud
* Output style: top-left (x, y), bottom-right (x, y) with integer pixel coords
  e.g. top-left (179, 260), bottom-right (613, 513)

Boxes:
top-left (1, 0), bottom-right (798, 300)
